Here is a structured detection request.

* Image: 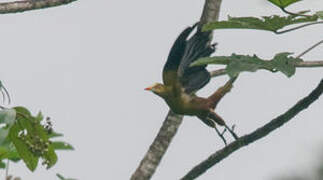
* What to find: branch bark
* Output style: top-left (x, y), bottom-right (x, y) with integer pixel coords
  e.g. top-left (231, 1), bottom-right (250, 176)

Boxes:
top-left (131, 111), bottom-right (183, 180)
top-left (130, 0), bottom-right (223, 179)
top-left (181, 78), bottom-right (323, 180)
top-left (0, 0), bottom-right (78, 14)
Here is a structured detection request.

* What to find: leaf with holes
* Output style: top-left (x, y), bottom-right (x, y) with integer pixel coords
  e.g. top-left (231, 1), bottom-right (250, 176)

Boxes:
top-left (202, 14), bottom-right (318, 33)
top-left (191, 53), bottom-right (303, 78)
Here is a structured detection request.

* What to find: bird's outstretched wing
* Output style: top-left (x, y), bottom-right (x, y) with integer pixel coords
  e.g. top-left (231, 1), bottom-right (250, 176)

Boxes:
top-left (162, 24), bottom-right (197, 86)
top-left (178, 30), bottom-right (215, 94)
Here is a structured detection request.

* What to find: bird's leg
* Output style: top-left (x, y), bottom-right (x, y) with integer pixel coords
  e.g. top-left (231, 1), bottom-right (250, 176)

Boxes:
top-left (214, 126), bottom-right (227, 146)
top-left (206, 117), bottom-right (227, 146)
top-left (208, 76), bottom-right (238, 109)
top-left (207, 109), bottom-right (239, 140)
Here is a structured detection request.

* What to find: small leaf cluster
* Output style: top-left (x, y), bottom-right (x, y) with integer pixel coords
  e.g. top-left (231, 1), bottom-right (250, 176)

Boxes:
top-left (191, 53), bottom-right (302, 78)
top-left (0, 107), bottom-right (73, 172)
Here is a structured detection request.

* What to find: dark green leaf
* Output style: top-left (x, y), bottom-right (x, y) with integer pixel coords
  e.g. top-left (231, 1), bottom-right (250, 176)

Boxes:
top-left (202, 14), bottom-right (318, 33)
top-left (9, 123), bottom-right (39, 171)
top-left (52, 141), bottom-right (74, 150)
top-left (9, 106), bottom-right (59, 170)
top-left (0, 161), bottom-right (5, 169)
top-left (48, 131), bottom-right (64, 139)
top-left (268, 0), bottom-right (301, 8)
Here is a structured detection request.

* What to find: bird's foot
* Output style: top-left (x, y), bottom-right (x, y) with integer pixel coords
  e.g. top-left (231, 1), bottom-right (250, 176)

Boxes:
top-left (214, 126), bottom-right (227, 146)
top-left (224, 124), bottom-right (239, 140)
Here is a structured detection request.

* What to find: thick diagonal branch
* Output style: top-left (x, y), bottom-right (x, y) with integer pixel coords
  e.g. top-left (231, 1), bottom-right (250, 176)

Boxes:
top-left (130, 0), bottom-right (222, 179)
top-left (131, 111), bottom-right (183, 180)
top-left (181, 78), bottom-right (323, 180)
top-left (0, 0), bottom-right (78, 14)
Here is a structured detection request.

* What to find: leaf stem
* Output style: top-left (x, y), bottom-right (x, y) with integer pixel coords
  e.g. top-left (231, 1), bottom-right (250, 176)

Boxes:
top-left (5, 159), bottom-right (9, 179)
top-left (276, 21), bottom-right (323, 34)
top-left (280, 7), bottom-right (311, 17)
top-left (181, 79), bottom-right (323, 179)
top-left (297, 40), bottom-right (323, 58)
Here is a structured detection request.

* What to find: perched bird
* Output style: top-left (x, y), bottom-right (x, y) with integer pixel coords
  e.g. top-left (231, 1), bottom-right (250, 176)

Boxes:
top-left (145, 23), bottom-right (237, 141)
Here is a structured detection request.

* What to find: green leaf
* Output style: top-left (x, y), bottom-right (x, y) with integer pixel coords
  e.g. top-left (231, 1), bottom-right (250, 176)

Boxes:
top-left (316, 11), bottom-right (323, 19)
top-left (48, 131), bottom-right (64, 139)
top-left (192, 52), bottom-right (302, 78)
top-left (190, 57), bottom-right (229, 67)
top-left (0, 161), bottom-right (5, 169)
top-left (226, 54), bottom-right (273, 77)
top-left (268, 0), bottom-right (301, 8)
top-left (9, 123), bottom-right (39, 171)
top-left (56, 173), bottom-right (77, 180)
top-left (271, 52), bottom-right (302, 77)
top-left (202, 14), bottom-right (318, 33)
top-left (8, 106), bottom-right (59, 170)
top-left (52, 141), bottom-right (74, 150)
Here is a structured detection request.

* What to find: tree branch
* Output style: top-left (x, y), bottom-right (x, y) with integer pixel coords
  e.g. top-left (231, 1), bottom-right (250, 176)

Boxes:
top-left (0, 0), bottom-right (78, 14)
top-left (130, 0), bottom-right (223, 179)
top-left (181, 78), bottom-right (323, 180)
top-left (131, 111), bottom-right (183, 180)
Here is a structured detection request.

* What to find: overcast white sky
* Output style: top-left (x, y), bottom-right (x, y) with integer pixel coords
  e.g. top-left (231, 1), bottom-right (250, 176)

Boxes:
top-left (0, 0), bottom-right (323, 179)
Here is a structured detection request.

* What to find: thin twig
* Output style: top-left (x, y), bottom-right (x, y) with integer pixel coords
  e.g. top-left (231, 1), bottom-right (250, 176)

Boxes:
top-left (0, 0), bottom-right (78, 14)
top-left (181, 78), bottom-right (323, 180)
top-left (210, 69), bottom-right (227, 77)
top-left (280, 7), bottom-right (311, 17)
top-left (276, 21), bottom-right (323, 34)
top-left (296, 40), bottom-right (323, 58)
top-left (5, 160), bottom-right (9, 179)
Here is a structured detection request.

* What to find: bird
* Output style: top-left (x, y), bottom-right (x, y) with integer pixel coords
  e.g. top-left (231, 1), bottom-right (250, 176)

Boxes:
top-left (145, 23), bottom-right (238, 142)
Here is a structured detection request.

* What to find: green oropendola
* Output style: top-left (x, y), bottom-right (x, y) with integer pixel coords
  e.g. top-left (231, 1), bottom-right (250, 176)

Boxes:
top-left (145, 23), bottom-right (238, 141)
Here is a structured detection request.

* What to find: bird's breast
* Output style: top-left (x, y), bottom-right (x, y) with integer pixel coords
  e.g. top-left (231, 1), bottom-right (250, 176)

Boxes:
top-left (164, 93), bottom-right (203, 116)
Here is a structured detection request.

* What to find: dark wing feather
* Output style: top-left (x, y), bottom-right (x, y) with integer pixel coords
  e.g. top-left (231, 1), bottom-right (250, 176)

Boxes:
top-left (162, 24), bottom-right (197, 85)
top-left (178, 30), bottom-right (216, 93)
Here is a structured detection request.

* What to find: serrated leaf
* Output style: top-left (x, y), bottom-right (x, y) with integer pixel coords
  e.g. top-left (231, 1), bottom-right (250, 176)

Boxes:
top-left (202, 14), bottom-right (318, 33)
top-left (52, 141), bottom-right (74, 150)
top-left (268, 0), bottom-right (301, 8)
top-left (271, 52), bottom-right (302, 77)
top-left (226, 54), bottom-right (273, 77)
top-left (192, 52), bottom-right (303, 78)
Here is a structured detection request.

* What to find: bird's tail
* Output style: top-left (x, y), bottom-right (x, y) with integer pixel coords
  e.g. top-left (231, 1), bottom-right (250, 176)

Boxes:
top-left (207, 76), bottom-right (238, 109)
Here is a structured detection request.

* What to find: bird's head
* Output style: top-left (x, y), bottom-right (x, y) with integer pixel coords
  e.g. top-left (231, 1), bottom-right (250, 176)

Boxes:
top-left (144, 83), bottom-right (168, 98)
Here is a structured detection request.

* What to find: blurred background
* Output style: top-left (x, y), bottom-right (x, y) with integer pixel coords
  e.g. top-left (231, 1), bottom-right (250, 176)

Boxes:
top-left (0, 0), bottom-right (322, 179)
